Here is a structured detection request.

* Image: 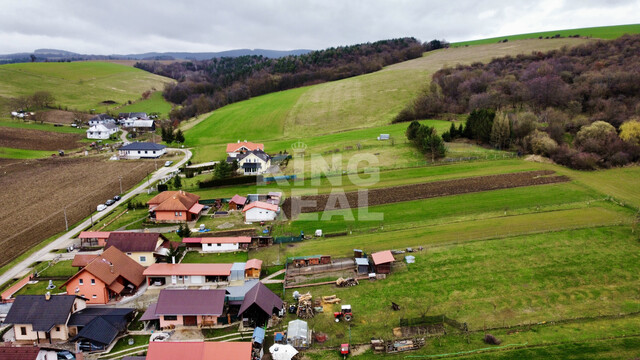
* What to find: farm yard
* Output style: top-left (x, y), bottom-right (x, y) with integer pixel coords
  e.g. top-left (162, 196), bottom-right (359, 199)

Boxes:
top-left (0, 156), bottom-right (156, 267)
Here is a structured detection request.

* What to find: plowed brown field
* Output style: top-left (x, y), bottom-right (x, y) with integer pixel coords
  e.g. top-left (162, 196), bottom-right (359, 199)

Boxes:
top-left (0, 127), bottom-right (84, 150)
top-left (0, 157), bottom-right (156, 267)
top-left (282, 170), bottom-right (569, 218)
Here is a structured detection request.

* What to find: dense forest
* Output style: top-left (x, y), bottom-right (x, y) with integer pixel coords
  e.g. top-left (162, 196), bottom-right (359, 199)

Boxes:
top-left (136, 38), bottom-right (447, 121)
top-left (396, 35), bottom-right (640, 169)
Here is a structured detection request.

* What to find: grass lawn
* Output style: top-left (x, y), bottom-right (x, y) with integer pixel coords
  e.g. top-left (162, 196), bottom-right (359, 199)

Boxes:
top-left (107, 334), bottom-right (149, 355)
top-left (116, 91), bottom-right (173, 119)
top-left (294, 226), bottom-right (639, 349)
top-left (0, 119), bottom-right (86, 134)
top-left (14, 280), bottom-right (66, 296)
top-left (181, 251), bottom-right (249, 264)
top-left (37, 260), bottom-right (76, 278)
top-left (0, 146), bottom-right (55, 159)
top-left (0, 61), bottom-right (172, 112)
top-left (452, 23), bottom-right (640, 47)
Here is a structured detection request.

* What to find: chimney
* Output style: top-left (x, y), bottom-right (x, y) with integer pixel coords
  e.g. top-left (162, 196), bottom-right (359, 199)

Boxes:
top-left (110, 264), bottom-right (114, 273)
top-left (172, 256), bottom-right (176, 264)
top-left (45, 292), bottom-right (51, 301)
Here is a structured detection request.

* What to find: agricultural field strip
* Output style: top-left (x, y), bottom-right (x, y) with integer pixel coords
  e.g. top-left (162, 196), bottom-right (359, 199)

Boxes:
top-left (282, 170), bottom-right (568, 218)
top-left (0, 126), bottom-right (84, 151)
top-left (293, 226), bottom-right (639, 349)
top-left (283, 182), bottom-right (605, 235)
top-left (257, 207), bottom-right (628, 261)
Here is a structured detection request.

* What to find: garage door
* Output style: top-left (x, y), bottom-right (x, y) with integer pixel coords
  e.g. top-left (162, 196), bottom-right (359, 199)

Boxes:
top-left (183, 316), bottom-right (197, 326)
top-left (191, 276), bottom-right (204, 284)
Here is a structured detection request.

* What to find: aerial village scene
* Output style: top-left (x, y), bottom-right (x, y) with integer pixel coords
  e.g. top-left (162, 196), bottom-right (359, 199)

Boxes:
top-left (1, 2), bottom-right (640, 360)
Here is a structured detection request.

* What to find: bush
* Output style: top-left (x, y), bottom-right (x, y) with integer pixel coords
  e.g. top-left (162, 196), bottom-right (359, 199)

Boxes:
top-left (198, 175), bottom-right (261, 188)
top-left (570, 152), bottom-right (600, 170)
top-left (157, 184), bottom-right (168, 192)
top-left (484, 334), bottom-right (502, 345)
top-left (525, 130), bottom-right (558, 156)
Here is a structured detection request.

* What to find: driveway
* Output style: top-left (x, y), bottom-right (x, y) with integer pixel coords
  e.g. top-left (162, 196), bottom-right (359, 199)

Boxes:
top-left (0, 148), bottom-right (192, 286)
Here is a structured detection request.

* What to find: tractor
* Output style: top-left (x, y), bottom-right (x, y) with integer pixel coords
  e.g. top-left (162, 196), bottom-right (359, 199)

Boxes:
top-left (334, 305), bottom-right (353, 322)
top-left (340, 343), bottom-right (350, 358)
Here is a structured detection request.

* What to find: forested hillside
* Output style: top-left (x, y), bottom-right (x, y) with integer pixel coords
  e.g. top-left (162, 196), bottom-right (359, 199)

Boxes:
top-left (136, 38), bottom-right (444, 121)
top-left (396, 35), bottom-right (640, 169)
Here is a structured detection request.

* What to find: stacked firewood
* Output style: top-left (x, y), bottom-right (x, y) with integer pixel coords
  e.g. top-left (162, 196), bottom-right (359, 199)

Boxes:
top-left (296, 292), bottom-right (315, 319)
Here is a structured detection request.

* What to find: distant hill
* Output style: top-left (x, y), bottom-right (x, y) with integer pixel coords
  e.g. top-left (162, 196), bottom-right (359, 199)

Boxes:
top-left (0, 48), bottom-right (314, 64)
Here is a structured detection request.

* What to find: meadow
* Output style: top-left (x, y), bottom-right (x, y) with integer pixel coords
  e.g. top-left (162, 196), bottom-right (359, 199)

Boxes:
top-left (452, 23), bottom-right (640, 47)
top-left (0, 61), bottom-right (172, 113)
top-left (116, 91), bottom-right (174, 119)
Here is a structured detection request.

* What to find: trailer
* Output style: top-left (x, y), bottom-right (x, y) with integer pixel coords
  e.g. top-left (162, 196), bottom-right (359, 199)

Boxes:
top-left (371, 338), bottom-right (425, 354)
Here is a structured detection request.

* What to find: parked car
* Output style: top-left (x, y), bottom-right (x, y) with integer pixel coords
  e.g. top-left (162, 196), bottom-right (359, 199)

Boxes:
top-left (78, 341), bottom-right (102, 352)
top-left (105, 199), bottom-right (115, 206)
top-left (113, 195), bottom-right (121, 201)
top-left (96, 204), bottom-right (107, 212)
top-left (164, 160), bottom-right (173, 167)
top-left (57, 350), bottom-right (75, 360)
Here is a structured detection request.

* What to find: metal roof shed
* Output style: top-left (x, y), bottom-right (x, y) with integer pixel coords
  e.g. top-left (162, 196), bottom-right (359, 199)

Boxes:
top-left (252, 327), bottom-right (265, 345)
top-left (355, 257), bottom-right (370, 274)
top-left (230, 262), bottom-right (246, 282)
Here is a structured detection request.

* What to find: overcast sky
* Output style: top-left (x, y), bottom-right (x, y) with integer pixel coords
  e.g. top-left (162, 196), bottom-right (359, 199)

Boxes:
top-left (1, 0), bottom-right (638, 54)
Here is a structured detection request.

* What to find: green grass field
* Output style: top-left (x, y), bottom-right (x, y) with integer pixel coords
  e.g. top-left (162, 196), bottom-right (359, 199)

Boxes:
top-left (116, 91), bottom-right (173, 119)
top-left (452, 23), bottom-right (640, 47)
top-left (0, 61), bottom-right (172, 113)
top-left (0, 118), bottom-right (86, 134)
top-left (0, 147), bottom-right (55, 159)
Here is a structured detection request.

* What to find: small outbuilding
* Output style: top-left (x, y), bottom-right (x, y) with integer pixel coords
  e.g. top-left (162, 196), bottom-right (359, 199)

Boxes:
top-left (355, 257), bottom-right (370, 275)
top-left (242, 201), bottom-right (279, 223)
top-left (238, 282), bottom-right (283, 328)
top-left (229, 195), bottom-right (247, 210)
top-left (287, 319), bottom-right (310, 349)
top-left (371, 250), bottom-right (395, 274)
top-left (244, 259), bottom-right (262, 279)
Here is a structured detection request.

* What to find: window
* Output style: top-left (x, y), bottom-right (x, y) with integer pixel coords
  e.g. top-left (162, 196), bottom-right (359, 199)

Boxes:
top-left (20, 327), bottom-right (27, 336)
top-left (164, 315), bottom-right (177, 321)
top-left (178, 275), bottom-right (183, 280)
top-left (184, 276), bottom-right (189, 280)
top-left (217, 243), bottom-right (221, 247)
top-left (56, 326), bottom-right (60, 332)
top-left (92, 295), bottom-right (97, 299)
top-left (91, 279), bottom-right (96, 285)
top-left (79, 279), bottom-right (83, 285)
top-left (73, 303), bottom-right (77, 311)
top-left (126, 252), bottom-right (132, 256)
top-left (139, 256), bottom-right (147, 262)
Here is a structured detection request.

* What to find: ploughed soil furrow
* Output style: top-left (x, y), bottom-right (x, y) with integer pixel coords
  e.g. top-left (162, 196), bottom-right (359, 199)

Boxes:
top-left (282, 170), bottom-right (569, 218)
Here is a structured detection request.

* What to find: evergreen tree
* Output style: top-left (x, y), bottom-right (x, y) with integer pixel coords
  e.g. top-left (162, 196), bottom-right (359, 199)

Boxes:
top-left (406, 120), bottom-right (421, 141)
top-left (449, 122), bottom-right (458, 138)
top-left (174, 129), bottom-right (185, 143)
top-left (214, 160), bottom-right (233, 179)
top-left (173, 174), bottom-right (182, 188)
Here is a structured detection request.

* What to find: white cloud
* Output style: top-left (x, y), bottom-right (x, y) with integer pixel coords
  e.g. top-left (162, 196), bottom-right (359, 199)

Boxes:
top-left (0, 0), bottom-right (638, 54)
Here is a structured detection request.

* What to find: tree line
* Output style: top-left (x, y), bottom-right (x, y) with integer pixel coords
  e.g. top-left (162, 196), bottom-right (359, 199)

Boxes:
top-left (395, 35), bottom-right (640, 170)
top-left (135, 38), bottom-right (449, 121)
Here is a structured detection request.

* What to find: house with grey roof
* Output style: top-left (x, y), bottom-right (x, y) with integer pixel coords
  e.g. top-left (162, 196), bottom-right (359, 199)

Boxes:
top-left (118, 142), bottom-right (166, 159)
top-left (89, 113), bottom-right (116, 127)
top-left (4, 294), bottom-right (86, 343)
top-left (141, 289), bottom-right (227, 328)
top-left (228, 149), bottom-right (272, 175)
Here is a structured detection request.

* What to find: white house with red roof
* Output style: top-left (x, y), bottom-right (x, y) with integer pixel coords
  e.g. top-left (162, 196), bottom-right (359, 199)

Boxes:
top-left (226, 140), bottom-right (264, 158)
top-left (242, 201), bottom-right (279, 223)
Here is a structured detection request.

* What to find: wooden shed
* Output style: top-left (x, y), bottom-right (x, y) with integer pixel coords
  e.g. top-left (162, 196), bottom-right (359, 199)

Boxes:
top-left (371, 250), bottom-right (395, 274)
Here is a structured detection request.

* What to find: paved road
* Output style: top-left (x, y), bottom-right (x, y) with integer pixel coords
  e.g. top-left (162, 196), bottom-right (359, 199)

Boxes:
top-left (0, 148), bottom-right (192, 286)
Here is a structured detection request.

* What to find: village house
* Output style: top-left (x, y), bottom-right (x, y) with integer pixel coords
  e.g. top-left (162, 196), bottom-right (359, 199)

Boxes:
top-left (143, 263), bottom-right (232, 286)
top-left (245, 259), bottom-right (262, 279)
top-left (182, 236), bottom-right (252, 253)
top-left (142, 289), bottom-right (227, 328)
top-left (86, 122), bottom-right (118, 139)
top-left (64, 247), bottom-right (146, 304)
top-left (371, 250), bottom-right (395, 274)
top-left (226, 140), bottom-right (264, 158)
top-left (234, 150), bottom-right (272, 175)
top-left (146, 341), bottom-right (252, 360)
top-left (4, 294), bottom-right (86, 343)
top-left (104, 232), bottom-right (172, 266)
top-left (147, 190), bottom-right (204, 223)
top-left (67, 307), bottom-right (133, 350)
top-left (238, 282), bottom-right (283, 328)
top-left (88, 113), bottom-right (116, 127)
top-left (78, 231), bottom-right (110, 248)
top-left (228, 194), bottom-right (247, 210)
top-left (118, 142), bottom-right (166, 159)
top-left (242, 201), bottom-right (280, 223)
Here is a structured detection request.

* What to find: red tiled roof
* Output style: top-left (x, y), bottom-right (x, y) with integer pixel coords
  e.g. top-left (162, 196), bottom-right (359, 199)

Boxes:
top-left (242, 201), bottom-right (279, 212)
top-left (143, 263), bottom-right (232, 276)
top-left (230, 194), bottom-right (247, 205)
top-left (188, 203), bottom-right (205, 214)
top-left (147, 341), bottom-right (251, 360)
top-left (226, 141), bottom-right (264, 153)
top-left (371, 250), bottom-right (395, 265)
top-left (245, 258), bottom-right (262, 270)
top-left (0, 346), bottom-right (40, 360)
top-left (79, 231), bottom-right (110, 239)
top-left (65, 247), bottom-right (146, 292)
top-left (72, 254), bottom-right (99, 267)
top-left (147, 191), bottom-right (200, 212)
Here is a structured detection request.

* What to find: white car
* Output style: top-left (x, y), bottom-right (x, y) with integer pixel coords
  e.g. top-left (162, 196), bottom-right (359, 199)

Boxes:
top-left (164, 161), bottom-right (173, 167)
top-left (96, 204), bottom-right (107, 212)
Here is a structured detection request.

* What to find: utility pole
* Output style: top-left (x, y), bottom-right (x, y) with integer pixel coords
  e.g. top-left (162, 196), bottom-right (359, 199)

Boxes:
top-left (64, 207), bottom-right (68, 231)
top-left (118, 176), bottom-right (123, 194)
top-left (89, 205), bottom-right (93, 227)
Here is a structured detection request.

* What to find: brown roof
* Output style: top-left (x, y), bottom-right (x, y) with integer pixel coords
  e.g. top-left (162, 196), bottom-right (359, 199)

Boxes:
top-left (238, 282), bottom-right (283, 317)
top-left (245, 259), bottom-right (262, 270)
top-left (72, 254), bottom-right (99, 267)
top-left (148, 191), bottom-right (200, 211)
top-left (105, 232), bottom-right (167, 253)
top-left (65, 247), bottom-right (146, 291)
top-left (371, 250), bottom-right (395, 265)
top-left (0, 346), bottom-right (39, 360)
